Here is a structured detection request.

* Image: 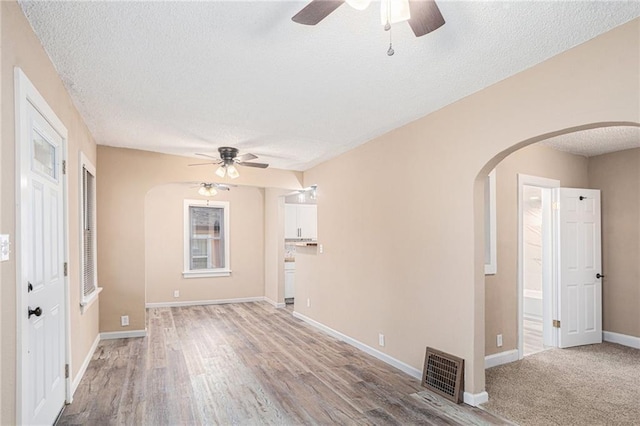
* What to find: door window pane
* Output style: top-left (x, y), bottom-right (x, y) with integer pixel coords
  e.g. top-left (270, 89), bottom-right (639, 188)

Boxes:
top-left (32, 130), bottom-right (57, 179)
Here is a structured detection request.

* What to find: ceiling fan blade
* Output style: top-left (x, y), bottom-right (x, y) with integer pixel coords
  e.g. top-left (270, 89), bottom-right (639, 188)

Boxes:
top-left (292, 0), bottom-right (344, 25)
top-left (195, 153), bottom-right (221, 160)
top-left (408, 0), bottom-right (445, 37)
top-left (238, 162), bottom-right (269, 169)
top-left (236, 153), bottom-right (258, 162)
top-left (188, 162), bottom-right (219, 166)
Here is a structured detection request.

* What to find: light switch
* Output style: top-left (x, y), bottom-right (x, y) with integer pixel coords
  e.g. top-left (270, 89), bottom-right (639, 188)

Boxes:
top-left (0, 234), bottom-right (10, 261)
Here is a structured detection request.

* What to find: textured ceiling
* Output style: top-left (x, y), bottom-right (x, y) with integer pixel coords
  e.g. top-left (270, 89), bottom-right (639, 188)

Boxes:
top-left (542, 126), bottom-right (640, 157)
top-left (20, 1), bottom-right (640, 170)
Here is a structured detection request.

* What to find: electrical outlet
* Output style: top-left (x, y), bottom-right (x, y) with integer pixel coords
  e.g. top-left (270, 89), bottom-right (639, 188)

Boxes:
top-left (121, 315), bottom-right (129, 327)
top-left (0, 234), bottom-right (10, 262)
top-left (174, 290), bottom-right (180, 298)
top-left (378, 333), bottom-right (385, 347)
top-left (497, 334), bottom-right (503, 347)
top-left (319, 244), bottom-right (324, 254)
top-left (306, 298), bottom-right (310, 308)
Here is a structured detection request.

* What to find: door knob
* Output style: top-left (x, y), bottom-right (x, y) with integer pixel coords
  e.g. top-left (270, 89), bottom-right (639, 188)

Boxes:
top-left (596, 273), bottom-right (604, 279)
top-left (28, 306), bottom-right (42, 318)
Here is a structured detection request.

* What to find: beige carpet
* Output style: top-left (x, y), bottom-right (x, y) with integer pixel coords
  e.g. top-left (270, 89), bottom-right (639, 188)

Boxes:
top-left (482, 342), bottom-right (640, 426)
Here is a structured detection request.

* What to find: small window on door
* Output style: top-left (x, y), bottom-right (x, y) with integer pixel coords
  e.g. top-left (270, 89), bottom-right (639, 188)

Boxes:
top-left (80, 153), bottom-right (100, 308)
top-left (183, 199), bottom-right (231, 278)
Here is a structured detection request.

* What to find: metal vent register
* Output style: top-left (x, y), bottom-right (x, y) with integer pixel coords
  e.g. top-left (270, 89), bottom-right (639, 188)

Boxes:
top-left (421, 347), bottom-right (464, 404)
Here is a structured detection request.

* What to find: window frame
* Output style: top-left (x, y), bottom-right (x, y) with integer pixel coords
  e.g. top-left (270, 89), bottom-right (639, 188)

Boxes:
top-left (79, 152), bottom-right (101, 312)
top-left (183, 199), bottom-right (231, 278)
top-left (485, 169), bottom-right (497, 275)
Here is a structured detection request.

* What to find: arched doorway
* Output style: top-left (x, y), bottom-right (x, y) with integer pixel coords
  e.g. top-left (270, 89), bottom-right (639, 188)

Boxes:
top-left (475, 122), bottom-right (639, 421)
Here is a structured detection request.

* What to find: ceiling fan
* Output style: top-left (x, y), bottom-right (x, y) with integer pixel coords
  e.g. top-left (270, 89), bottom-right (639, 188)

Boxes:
top-left (189, 147), bottom-right (269, 179)
top-left (191, 182), bottom-right (233, 197)
top-left (291, 0), bottom-right (445, 38)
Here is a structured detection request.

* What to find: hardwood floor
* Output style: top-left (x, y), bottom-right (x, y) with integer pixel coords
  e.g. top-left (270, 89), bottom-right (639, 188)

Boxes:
top-left (59, 302), bottom-right (507, 425)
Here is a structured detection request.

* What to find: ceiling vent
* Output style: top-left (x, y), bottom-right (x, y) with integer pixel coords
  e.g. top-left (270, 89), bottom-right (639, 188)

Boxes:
top-left (421, 347), bottom-right (464, 404)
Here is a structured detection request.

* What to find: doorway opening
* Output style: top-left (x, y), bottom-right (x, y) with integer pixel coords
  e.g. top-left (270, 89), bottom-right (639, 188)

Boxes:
top-left (518, 175), bottom-right (559, 358)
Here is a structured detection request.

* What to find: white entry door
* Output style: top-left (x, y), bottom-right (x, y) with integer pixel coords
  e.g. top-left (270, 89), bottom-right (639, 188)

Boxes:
top-left (556, 188), bottom-right (602, 348)
top-left (19, 83), bottom-right (67, 424)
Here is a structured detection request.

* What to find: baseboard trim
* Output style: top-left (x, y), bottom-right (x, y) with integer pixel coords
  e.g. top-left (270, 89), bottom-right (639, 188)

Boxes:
top-left (145, 296), bottom-right (264, 308)
top-left (71, 333), bottom-right (100, 397)
top-left (263, 297), bottom-right (286, 309)
top-left (100, 329), bottom-right (147, 340)
top-left (292, 311), bottom-right (423, 380)
top-left (485, 349), bottom-right (520, 369)
top-left (463, 391), bottom-right (489, 407)
top-left (603, 331), bottom-right (640, 349)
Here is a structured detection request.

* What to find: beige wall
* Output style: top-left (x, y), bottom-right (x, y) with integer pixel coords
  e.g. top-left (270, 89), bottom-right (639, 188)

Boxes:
top-left (97, 146), bottom-right (303, 333)
top-left (588, 148), bottom-right (640, 338)
top-left (484, 144), bottom-right (589, 356)
top-left (145, 184), bottom-right (266, 304)
top-left (1, 2), bottom-right (100, 422)
top-left (297, 19), bottom-right (639, 395)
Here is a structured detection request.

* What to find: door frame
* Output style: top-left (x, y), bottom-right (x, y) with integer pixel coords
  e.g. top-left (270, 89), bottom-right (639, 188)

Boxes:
top-left (517, 174), bottom-right (559, 359)
top-left (14, 67), bottom-right (72, 423)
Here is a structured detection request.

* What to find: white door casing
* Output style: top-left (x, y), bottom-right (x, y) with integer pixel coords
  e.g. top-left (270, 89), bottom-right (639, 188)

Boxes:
top-left (15, 68), bottom-right (70, 425)
top-left (556, 188), bottom-right (602, 348)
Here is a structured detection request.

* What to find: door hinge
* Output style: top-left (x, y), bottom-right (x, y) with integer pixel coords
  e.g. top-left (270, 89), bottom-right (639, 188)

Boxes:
top-left (64, 262), bottom-right (68, 277)
top-left (553, 319), bottom-right (561, 328)
top-left (62, 160), bottom-right (67, 175)
top-left (65, 364), bottom-right (69, 379)
top-left (552, 202), bottom-right (560, 211)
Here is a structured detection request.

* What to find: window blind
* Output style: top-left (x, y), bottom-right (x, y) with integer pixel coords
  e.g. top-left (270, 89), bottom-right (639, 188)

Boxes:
top-left (82, 166), bottom-right (96, 298)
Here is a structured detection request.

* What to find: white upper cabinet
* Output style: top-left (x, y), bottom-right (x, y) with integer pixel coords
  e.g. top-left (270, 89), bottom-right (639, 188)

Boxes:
top-left (285, 204), bottom-right (299, 239)
top-left (285, 203), bottom-right (317, 240)
top-left (297, 205), bottom-right (317, 239)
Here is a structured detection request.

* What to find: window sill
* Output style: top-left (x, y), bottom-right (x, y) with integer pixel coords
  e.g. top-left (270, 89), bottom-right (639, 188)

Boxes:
top-left (80, 287), bottom-right (103, 314)
top-left (182, 269), bottom-right (231, 279)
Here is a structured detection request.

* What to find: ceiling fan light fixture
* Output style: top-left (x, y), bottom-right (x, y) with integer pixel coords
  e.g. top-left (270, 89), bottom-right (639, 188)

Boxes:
top-left (226, 164), bottom-right (240, 179)
top-left (345, 0), bottom-right (371, 11)
top-left (198, 184), bottom-right (218, 197)
top-left (380, 0), bottom-right (411, 25)
top-left (215, 165), bottom-right (227, 178)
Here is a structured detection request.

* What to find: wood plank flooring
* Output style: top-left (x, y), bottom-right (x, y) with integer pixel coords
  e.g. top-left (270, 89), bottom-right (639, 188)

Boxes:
top-left (59, 302), bottom-right (507, 425)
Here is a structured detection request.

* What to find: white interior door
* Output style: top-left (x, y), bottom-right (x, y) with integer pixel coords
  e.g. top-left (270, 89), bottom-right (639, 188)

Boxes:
top-left (556, 188), bottom-right (602, 348)
top-left (19, 86), bottom-right (67, 424)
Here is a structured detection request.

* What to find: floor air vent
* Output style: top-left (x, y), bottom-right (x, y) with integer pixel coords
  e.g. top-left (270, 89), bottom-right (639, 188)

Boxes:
top-left (421, 347), bottom-right (464, 404)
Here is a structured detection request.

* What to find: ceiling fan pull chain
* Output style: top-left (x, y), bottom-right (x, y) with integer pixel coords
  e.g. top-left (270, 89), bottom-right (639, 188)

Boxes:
top-left (385, 0), bottom-right (394, 56)
top-left (384, 0), bottom-right (391, 31)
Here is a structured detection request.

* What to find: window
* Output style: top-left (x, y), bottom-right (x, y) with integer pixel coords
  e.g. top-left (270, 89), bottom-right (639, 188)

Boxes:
top-left (183, 199), bottom-right (230, 278)
top-left (80, 153), bottom-right (100, 310)
top-left (485, 169), bottom-right (497, 275)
